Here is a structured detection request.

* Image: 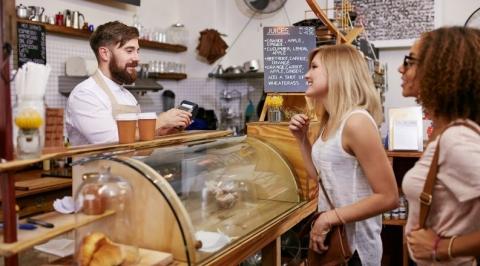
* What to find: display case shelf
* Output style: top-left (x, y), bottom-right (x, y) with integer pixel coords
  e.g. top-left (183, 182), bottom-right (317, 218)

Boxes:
top-left (0, 131), bottom-right (232, 174)
top-left (383, 219), bottom-right (407, 226)
top-left (17, 19), bottom-right (187, 53)
top-left (386, 150), bottom-right (423, 158)
top-left (0, 210), bottom-right (114, 257)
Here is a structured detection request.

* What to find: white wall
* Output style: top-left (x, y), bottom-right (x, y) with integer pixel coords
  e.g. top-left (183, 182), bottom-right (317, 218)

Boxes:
top-left (16, 0), bottom-right (326, 77)
top-left (440, 0), bottom-right (479, 26)
top-left (219, 0), bottom-right (316, 69)
top-left (378, 0), bottom-right (480, 136)
top-left (15, 0), bottom-right (480, 120)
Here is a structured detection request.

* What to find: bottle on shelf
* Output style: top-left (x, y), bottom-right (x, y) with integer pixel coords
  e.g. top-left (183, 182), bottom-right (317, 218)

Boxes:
top-left (399, 195), bottom-right (407, 220)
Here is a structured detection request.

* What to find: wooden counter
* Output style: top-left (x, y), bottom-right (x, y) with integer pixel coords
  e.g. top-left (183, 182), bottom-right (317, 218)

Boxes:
top-left (0, 130), bottom-right (231, 266)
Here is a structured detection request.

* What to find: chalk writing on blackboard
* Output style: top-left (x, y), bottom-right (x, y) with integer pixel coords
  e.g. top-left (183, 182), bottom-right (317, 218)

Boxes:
top-left (17, 22), bottom-right (46, 67)
top-left (263, 26), bottom-right (316, 93)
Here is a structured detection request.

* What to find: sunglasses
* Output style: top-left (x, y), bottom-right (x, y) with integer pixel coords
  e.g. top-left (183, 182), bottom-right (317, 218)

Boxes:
top-left (403, 55), bottom-right (418, 68)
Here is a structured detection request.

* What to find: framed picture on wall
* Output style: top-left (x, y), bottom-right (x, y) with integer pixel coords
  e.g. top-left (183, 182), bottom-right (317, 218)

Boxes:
top-left (335, 0), bottom-right (441, 48)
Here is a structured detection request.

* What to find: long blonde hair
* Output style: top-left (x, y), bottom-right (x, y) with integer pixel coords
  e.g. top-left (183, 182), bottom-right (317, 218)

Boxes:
top-left (308, 45), bottom-right (382, 138)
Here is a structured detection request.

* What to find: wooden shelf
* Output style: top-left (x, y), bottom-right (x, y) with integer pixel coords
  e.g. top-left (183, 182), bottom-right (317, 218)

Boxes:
top-left (148, 72), bottom-right (187, 80)
top-left (383, 219), bottom-right (407, 226)
top-left (138, 39), bottom-right (187, 52)
top-left (17, 19), bottom-right (187, 53)
top-left (0, 210), bottom-right (115, 257)
top-left (386, 150), bottom-right (423, 158)
top-left (208, 72), bottom-right (264, 80)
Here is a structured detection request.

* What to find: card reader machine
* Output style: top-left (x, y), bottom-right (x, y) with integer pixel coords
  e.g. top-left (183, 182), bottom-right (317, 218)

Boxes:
top-left (177, 100), bottom-right (199, 119)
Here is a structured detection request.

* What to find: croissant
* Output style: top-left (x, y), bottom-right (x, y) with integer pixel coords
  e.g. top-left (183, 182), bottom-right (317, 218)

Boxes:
top-left (89, 241), bottom-right (124, 266)
top-left (78, 232), bottom-right (107, 266)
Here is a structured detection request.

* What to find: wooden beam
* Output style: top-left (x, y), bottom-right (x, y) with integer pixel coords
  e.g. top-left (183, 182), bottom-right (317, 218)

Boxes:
top-left (1, 172), bottom-right (18, 266)
top-left (1, 1), bottom-right (20, 264)
top-left (344, 26), bottom-right (364, 44)
top-left (0, 0), bottom-right (14, 161)
top-left (305, 0), bottom-right (347, 43)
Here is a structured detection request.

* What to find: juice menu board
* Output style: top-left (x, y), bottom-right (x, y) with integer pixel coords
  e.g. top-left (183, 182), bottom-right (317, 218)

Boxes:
top-left (17, 22), bottom-right (46, 67)
top-left (263, 26), bottom-right (316, 93)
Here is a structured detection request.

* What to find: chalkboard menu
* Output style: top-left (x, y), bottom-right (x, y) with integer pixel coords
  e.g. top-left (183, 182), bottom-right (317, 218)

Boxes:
top-left (263, 26), bottom-right (316, 93)
top-left (17, 22), bottom-right (46, 67)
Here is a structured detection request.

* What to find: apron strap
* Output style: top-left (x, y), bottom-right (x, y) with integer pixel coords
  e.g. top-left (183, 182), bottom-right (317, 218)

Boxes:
top-left (91, 70), bottom-right (140, 117)
top-left (92, 70), bottom-right (120, 106)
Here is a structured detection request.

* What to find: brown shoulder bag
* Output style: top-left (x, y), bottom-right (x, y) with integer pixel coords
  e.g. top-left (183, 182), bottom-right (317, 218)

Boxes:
top-left (419, 120), bottom-right (480, 227)
top-left (300, 175), bottom-right (352, 266)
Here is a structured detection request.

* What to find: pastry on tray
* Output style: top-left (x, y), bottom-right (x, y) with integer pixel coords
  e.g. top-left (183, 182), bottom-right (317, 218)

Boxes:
top-left (78, 232), bottom-right (125, 266)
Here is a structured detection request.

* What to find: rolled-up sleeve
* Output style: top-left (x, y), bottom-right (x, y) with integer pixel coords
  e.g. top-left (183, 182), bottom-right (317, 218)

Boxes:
top-left (66, 89), bottom-right (118, 145)
top-left (439, 126), bottom-right (480, 202)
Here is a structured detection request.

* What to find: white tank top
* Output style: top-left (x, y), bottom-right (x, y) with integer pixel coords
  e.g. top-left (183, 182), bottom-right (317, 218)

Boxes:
top-left (311, 109), bottom-right (382, 266)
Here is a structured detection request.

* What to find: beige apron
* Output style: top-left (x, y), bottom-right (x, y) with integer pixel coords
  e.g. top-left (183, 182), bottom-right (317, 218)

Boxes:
top-left (91, 70), bottom-right (140, 118)
top-left (92, 70), bottom-right (141, 140)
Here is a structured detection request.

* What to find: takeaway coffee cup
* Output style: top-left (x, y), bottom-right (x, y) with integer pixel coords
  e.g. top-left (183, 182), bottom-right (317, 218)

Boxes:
top-left (116, 113), bottom-right (138, 144)
top-left (138, 112), bottom-right (157, 141)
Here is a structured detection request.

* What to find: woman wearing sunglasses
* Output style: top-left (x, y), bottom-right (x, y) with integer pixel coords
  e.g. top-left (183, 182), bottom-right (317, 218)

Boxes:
top-left (399, 27), bottom-right (480, 265)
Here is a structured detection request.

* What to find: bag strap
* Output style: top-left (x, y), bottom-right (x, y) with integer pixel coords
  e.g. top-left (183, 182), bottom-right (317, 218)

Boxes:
top-left (419, 120), bottom-right (480, 228)
top-left (318, 174), bottom-right (336, 210)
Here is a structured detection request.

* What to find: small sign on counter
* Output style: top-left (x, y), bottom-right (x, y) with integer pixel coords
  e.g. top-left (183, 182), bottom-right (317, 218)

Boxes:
top-left (17, 21), bottom-right (46, 67)
top-left (263, 26), bottom-right (316, 93)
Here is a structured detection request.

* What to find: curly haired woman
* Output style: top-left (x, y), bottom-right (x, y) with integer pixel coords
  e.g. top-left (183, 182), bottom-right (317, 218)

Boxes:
top-left (399, 27), bottom-right (480, 265)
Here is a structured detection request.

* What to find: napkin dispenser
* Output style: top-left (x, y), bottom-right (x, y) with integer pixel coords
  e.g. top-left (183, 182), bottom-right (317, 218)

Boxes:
top-left (65, 57), bottom-right (98, 76)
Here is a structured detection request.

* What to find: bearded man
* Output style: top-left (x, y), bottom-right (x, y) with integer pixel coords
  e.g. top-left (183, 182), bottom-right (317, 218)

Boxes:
top-left (66, 21), bottom-right (191, 146)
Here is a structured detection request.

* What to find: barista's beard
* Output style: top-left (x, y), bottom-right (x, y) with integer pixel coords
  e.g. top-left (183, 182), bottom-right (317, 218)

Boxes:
top-left (109, 55), bottom-right (138, 85)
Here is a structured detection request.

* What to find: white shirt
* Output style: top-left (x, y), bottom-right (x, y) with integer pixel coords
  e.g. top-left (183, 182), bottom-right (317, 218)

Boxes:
top-left (66, 70), bottom-right (139, 146)
top-left (311, 109), bottom-right (382, 266)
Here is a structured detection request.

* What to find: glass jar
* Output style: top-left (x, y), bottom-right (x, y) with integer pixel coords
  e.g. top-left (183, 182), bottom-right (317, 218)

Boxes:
top-left (16, 128), bottom-right (41, 159)
top-left (166, 23), bottom-right (188, 45)
top-left (13, 97), bottom-right (46, 159)
top-left (219, 88), bottom-right (242, 135)
top-left (74, 167), bottom-right (139, 265)
top-left (268, 107), bottom-right (282, 122)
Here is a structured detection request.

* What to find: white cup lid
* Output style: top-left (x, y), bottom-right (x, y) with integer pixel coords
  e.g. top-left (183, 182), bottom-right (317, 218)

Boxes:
top-left (138, 112), bottom-right (157, 120)
top-left (115, 113), bottom-right (138, 121)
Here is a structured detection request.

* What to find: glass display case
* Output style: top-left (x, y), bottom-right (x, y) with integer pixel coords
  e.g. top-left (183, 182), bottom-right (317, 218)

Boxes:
top-left (72, 136), bottom-right (303, 265)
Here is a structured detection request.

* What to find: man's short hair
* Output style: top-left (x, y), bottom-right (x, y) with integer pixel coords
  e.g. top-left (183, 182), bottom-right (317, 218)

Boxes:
top-left (89, 21), bottom-right (139, 58)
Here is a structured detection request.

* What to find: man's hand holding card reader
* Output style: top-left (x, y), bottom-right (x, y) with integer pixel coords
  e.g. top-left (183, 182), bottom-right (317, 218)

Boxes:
top-left (156, 101), bottom-right (193, 135)
top-left (177, 100), bottom-right (199, 119)
top-left (175, 100), bottom-right (198, 130)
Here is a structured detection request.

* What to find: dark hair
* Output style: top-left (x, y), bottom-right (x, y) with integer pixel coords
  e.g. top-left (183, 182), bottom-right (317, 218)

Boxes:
top-left (89, 21), bottom-right (139, 58)
top-left (417, 26), bottom-right (480, 123)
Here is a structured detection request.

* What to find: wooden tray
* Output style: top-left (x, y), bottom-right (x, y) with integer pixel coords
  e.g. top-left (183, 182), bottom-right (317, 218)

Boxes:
top-left (15, 178), bottom-right (72, 191)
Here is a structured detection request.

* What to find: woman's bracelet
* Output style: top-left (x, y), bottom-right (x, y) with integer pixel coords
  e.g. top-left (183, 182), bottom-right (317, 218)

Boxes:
top-left (448, 235), bottom-right (458, 259)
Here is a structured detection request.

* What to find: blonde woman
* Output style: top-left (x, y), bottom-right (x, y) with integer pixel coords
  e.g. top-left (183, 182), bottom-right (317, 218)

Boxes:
top-left (289, 45), bottom-right (398, 265)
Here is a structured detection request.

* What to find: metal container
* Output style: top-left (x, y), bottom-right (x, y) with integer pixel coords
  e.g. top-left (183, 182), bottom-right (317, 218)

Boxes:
top-left (243, 60), bottom-right (260, 72)
top-left (72, 11), bottom-right (85, 29)
top-left (16, 4), bottom-right (29, 19)
top-left (28, 6), bottom-right (44, 21)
